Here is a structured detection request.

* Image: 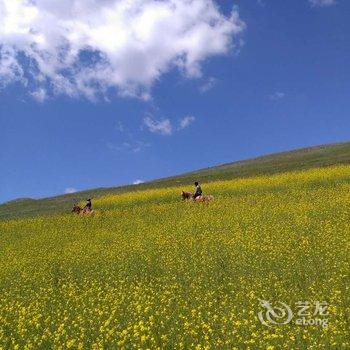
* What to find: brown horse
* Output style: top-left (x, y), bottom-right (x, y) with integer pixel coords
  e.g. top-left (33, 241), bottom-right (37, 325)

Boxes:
top-left (194, 194), bottom-right (214, 202)
top-left (71, 204), bottom-right (94, 215)
top-left (181, 191), bottom-right (193, 200)
top-left (181, 191), bottom-right (214, 202)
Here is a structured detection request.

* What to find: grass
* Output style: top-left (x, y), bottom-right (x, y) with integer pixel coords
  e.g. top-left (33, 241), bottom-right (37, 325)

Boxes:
top-left (0, 165), bottom-right (349, 349)
top-left (2, 141), bottom-right (350, 220)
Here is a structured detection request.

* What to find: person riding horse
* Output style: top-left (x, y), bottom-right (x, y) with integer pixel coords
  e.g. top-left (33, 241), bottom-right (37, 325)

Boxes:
top-left (84, 199), bottom-right (92, 212)
top-left (181, 182), bottom-right (213, 202)
top-left (193, 181), bottom-right (202, 199)
top-left (71, 199), bottom-right (94, 215)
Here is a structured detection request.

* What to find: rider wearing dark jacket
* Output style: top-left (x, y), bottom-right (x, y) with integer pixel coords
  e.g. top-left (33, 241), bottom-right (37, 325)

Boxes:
top-left (194, 182), bottom-right (202, 199)
top-left (84, 199), bottom-right (92, 211)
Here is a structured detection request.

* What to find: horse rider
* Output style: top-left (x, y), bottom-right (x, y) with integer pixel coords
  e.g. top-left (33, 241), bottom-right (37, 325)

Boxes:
top-left (193, 181), bottom-right (202, 199)
top-left (84, 198), bottom-right (92, 212)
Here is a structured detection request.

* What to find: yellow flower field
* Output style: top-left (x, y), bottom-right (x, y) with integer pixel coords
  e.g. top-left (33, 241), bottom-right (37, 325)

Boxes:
top-left (0, 166), bottom-right (349, 349)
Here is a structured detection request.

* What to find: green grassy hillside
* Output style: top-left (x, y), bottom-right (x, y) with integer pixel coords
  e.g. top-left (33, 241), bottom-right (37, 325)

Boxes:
top-left (2, 141), bottom-right (350, 220)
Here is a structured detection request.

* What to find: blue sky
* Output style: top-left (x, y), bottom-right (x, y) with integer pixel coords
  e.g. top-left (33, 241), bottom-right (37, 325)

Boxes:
top-left (1, 0), bottom-right (349, 203)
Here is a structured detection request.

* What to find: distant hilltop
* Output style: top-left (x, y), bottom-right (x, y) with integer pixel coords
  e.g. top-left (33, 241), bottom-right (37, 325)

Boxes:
top-left (2, 141), bottom-right (350, 220)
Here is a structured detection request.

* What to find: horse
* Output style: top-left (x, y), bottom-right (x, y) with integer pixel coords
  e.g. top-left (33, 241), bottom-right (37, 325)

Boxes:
top-left (71, 204), bottom-right (82, 214)
top-left (194, 194), bottom-right (214, 202)
top-left (181, 191), bottom-right (193, 200)
top-left (181, 191), bottom-right (214, 202)
top-left (71, 204), bottom-right (94, 215)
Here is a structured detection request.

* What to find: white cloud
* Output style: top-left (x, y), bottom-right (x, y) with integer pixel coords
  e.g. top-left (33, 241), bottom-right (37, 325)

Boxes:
top-left (199, 77), bottom-right (217, 93)
top-left (269, 91), bottom-right (285, 101)
top-left (143, 116), bottom-right (173, 135)
top-left (0, 46), bottom-right (26, 88)
top-left (309, 0), bottom-right (336, 7)
top-left (178, 116), bottom-right (195, 130)
top-left (133, 179), bottom-right (144, 185)
top-left (0, 0), bottom-right (245, 100)
top-left (143, 115), bottom-right (196, 135)
top-left (107, 140), bottom-right (150, 153)
top-left (65, 187), bottom-right (77, 194)
top-left (30, 87), bottom-right (46, 102)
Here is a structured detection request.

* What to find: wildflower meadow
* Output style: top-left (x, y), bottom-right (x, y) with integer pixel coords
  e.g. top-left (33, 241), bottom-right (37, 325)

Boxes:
top-left (0, 166), bottom-right (349, 349)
